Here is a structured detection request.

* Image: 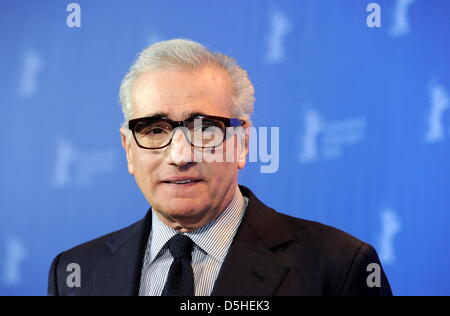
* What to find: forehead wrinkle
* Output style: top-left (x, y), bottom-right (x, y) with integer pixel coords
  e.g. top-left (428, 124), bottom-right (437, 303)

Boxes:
top-left (133, 71), bottom-right (219, 109)
top-left (132, 67), bottom-right (234, 120)
top-left (133, 82), bottom-right (223, 119)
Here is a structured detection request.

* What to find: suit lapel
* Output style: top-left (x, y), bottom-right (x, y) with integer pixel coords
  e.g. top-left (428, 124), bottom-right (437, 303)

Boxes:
top-left (99, 210), bottom-right (152, 296)
top-left (211, 185), bottom-right (293, 296)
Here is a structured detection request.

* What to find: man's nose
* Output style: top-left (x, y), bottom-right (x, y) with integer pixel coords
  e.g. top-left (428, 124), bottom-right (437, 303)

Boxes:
top-left (167, 128), bottom-right (196, 166)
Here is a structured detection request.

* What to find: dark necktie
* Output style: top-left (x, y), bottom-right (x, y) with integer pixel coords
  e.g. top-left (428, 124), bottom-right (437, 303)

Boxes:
top-left (161, 234), bottom-right (195, 296)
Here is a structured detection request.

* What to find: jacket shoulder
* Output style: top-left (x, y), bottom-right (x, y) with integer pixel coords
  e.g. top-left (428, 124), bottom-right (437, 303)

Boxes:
top-left (48, 216), bottom-right (149, 296)
top-left (278, 212), bottom-right (365, 249)
top-left (274, 212), bottom-right (391, 295)
top-left (61, 217), bottom-right (146, 259)
top-left (276, 212), bottom-right (371, 268)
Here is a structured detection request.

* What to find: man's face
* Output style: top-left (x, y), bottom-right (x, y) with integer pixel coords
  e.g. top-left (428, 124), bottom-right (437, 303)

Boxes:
top-left (120, 66), bottom-right (248, 231)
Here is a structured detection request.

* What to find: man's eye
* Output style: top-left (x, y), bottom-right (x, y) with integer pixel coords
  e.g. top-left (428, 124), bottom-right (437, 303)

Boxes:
top-left (199, 121), bottom-right (219, 130)
top-left (201, 125), bottom-right (213, 132)
top-left (147, 128), bottom-right (167, 135)
top-left (139, 127), bottom-right (168, 135)
top-left (194, 124), bottom-right (215, 133)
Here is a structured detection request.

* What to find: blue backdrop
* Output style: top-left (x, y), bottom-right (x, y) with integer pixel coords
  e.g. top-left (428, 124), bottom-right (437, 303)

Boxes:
top-left (1, 0), bottom-right (449, 296)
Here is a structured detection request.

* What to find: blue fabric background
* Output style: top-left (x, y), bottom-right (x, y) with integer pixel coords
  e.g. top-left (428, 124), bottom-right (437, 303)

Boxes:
top-left (0, 0), bottom-right (449, 295)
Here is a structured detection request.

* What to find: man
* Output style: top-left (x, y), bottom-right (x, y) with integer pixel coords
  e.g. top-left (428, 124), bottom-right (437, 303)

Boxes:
top-left (48, 39), bottom-right (392, 296)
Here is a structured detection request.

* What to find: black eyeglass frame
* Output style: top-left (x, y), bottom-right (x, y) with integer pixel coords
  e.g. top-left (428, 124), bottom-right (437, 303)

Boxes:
top-left (128, 114), bottom-right (247, 150)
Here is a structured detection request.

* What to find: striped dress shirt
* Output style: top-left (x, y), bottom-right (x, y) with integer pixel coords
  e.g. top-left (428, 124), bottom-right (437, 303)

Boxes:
top-left (138, 186), bottom-right (249, 296)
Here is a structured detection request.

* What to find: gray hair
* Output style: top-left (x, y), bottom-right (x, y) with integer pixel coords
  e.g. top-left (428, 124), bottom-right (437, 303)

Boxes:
top-left (119, 38), bottom-right (255, 133)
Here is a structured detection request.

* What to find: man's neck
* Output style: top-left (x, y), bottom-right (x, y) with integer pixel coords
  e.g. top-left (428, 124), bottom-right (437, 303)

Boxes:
top-left (153, 185), bottom-right (240, 233)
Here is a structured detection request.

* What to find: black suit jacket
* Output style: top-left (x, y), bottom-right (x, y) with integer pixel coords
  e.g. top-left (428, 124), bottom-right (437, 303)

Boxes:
top-left (48, 185), bottom-right (392, 296)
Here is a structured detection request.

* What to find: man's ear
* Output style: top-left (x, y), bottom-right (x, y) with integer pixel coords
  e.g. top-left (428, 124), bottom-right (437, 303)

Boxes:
top-left (120, 128), bottom-right (134, 175)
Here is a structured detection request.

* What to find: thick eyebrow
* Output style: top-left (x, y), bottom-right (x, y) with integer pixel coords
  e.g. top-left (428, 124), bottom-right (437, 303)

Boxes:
top-left (142, 111), bottom-right (209, 120)
top-left (186, 111), bottom-right (208, 119)
top-left (142, 112), bottom-right (169, 120)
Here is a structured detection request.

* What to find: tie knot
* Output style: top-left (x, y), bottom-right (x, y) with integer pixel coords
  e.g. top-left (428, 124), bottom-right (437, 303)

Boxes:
top-left (167, 235), bottom-right (194, 259)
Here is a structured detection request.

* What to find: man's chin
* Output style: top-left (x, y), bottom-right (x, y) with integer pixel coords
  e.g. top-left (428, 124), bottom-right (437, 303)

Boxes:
top-left (157, 202), bottom-right (208, 223)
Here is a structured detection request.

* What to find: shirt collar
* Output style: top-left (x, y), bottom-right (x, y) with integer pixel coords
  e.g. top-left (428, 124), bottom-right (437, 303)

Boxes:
top-left (149, 186), bottom-right (248, 263)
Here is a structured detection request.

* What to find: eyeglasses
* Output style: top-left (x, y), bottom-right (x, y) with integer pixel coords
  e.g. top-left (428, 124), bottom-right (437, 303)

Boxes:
top-left (128, 114), bottom-right (247, 149)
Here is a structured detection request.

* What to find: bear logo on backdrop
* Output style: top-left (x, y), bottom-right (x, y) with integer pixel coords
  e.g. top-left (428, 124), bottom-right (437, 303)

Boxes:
top-left (298, 109), bottom-right (367, 163)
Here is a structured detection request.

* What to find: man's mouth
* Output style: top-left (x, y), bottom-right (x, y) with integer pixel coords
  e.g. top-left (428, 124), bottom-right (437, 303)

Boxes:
top-left (161, 178), bottom-right (203, 185)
